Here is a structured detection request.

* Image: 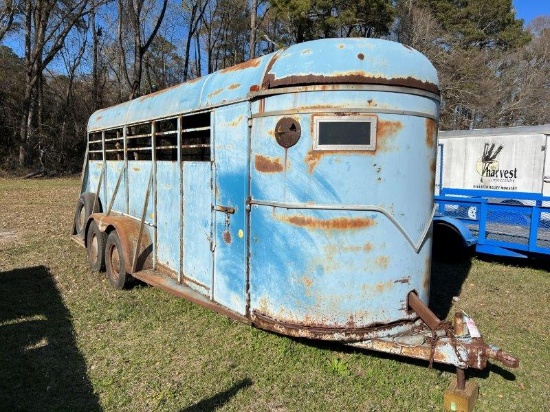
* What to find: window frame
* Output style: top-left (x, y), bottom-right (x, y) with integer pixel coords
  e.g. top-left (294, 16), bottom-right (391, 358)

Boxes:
top-left (313, 114), bottom-right (377, 151)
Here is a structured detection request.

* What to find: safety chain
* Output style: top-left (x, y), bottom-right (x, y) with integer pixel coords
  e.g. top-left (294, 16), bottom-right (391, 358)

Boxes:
top-left (427, 320), bottom-right (468, 368)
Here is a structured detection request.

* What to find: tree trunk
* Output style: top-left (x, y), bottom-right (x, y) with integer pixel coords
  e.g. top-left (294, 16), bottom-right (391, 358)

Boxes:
top-left (91, 3), bottom-right (99, 110)
top-left (249, 0), bottom-right (257, 59)
top-left (19, 82), bottom-right (35, 167)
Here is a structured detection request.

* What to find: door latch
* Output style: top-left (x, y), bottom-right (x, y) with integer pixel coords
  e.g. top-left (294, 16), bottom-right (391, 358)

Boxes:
top-left (213, 205), bottom-right (235, 214)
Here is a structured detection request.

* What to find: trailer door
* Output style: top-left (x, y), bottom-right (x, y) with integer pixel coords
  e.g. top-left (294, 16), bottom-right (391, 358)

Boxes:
top-left (180, 112), bottom-right (214, 296)
top-left (212, 103), bottom-right (250, 316)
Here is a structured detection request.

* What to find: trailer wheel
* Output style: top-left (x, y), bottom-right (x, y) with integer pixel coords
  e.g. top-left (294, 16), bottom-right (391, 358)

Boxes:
top-left (74, 193), bottom-right (101, 238)
top-left (432, 222), bottom-right (469, 262)
top-left (86, 220), bottom-right (106, 272)
top-left (105, 230), bottom-right (129, 290)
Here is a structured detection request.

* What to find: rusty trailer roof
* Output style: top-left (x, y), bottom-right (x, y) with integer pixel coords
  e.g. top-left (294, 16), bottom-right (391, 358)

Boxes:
top-left (88, 38), bottom-right (439, 132)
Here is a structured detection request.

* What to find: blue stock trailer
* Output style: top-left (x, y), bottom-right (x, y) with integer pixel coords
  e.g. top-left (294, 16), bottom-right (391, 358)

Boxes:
top-left (72, 38), bottom-right (518, 400)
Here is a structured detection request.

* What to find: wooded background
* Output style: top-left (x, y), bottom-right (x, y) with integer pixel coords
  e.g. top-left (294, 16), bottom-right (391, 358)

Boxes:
top-left (0, 0), bottom-right (548, 172)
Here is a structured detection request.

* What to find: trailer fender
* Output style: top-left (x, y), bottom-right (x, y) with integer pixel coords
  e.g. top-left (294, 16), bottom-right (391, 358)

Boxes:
top-left (86, 213), bottom-right (153, 274)
top-left (433, 216), bottom-right (477, 248)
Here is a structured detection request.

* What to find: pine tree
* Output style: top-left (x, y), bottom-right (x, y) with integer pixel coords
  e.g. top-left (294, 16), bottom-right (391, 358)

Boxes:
top-left (418, 0), bottom-right (530, 50)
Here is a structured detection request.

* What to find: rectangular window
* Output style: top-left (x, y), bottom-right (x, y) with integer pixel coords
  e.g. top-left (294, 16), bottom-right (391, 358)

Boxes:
top-left (155, 118), bottom-right (178, 161)
top-left (88, 132), bottom-right (103, 161)
top-left (127, 123), bottom-right (152, 161)
top-left (104, 128), bottom-right (124, 161)
top-left (314, 115), bottom-right (377, 151)
top-left (181, 112), bottom-right (211, 162)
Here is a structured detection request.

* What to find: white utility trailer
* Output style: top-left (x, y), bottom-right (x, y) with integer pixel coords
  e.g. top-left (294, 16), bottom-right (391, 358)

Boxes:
top-left (434, 124), bottom-right (550, 259)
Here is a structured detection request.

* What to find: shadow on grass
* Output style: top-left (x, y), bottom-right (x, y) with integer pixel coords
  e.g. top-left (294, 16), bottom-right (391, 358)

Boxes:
top-left (0, 266), bottom-right (101, 411)
top-left (180, 378), bottom-right (253, 412)
top-left (429, 257), bottom-right (472, 319)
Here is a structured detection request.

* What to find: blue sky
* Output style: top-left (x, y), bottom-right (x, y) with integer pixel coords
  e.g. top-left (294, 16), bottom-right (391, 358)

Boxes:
top-left (513, 0), bottom-right (550, 24)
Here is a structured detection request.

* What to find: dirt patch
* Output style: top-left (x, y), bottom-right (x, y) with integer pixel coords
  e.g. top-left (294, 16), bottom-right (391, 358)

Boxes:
top-left (0, 229), bottom-right (19, 244)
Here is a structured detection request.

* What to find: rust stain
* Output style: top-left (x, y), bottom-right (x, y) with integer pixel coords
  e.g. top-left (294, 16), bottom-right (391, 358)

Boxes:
top-left (138, 82), bottom-right (182, 101)
top-left (262, 70), bottom-right (440, 94)
top-left (278, 215), bottom-right (375, 230)
top-left (305, 150), bottom-right (338, 173)
top-left (255, 154), bottom-right (284, 173)
top-left (220, 57), bottom-right (262, 73)
top-left (252, 310), bottom-right (415, 341)
top-left (423, 256), bottom-right (431, 290)
top-left (267, 129), bottom-right (275, 137)
top-left (375, 279), bottom-right (398, 293)
top-left (358, 53), bottom-right (365, 60)
top-left (227, 115), bottom-right (244, 127)
top-left (305, 150), bottom-right (369, 174)
top-left (364, 243), bottom-right (373, 252)
top-left (338, 43), bottom-right (345, 49)
top-left (94, 214), bottom-right (152, 273)
top-left (208, 88), bottom-right (224, 99)
top-left (228, 83), bottom-right (241, 90)
top-left (322, 244), bottom-right (367, 260)
top-left (298, 104), bottom-right (335, 111)
top-left (302, 276), bottom-right (313, 289)
top-left (375, 256), bottom-right (389, 269)
top-left (223, 231), bottom-right (232, 244)
top-left (376, 120), bottom-right (403, 153)
top-left (426, 118), bottom-right (437, 148)
top-left (377, 120), bottom-right (403, 140)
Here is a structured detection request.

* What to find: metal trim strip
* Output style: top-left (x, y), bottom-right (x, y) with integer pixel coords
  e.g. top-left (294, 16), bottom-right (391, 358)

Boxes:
top-left (251, 107), bottom-right (439, 121)
top-left (248, 199), bottom-right (436, 253)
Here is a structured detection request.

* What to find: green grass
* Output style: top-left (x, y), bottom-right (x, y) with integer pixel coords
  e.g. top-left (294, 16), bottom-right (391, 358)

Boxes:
top-left (0, 177), bottom-right (548, 411)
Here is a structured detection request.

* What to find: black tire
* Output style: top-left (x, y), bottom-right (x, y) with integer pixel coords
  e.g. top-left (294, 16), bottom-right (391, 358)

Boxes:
top-left (74, 192), bottom-right (102, 238)
top-left (105, 230), bottom-right (129, 290)
top-left (432, 222), bottom-right (470, 262)
top-left (86, 220), bottom-right (106, 272)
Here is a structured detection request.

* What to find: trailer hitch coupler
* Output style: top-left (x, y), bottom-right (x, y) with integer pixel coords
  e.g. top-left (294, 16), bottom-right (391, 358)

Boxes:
top-left (485, 345), bottom-right (520, 368)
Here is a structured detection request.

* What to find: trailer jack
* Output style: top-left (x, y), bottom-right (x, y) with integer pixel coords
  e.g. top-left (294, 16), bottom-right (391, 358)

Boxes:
top-left (349, 292), bottom-right (519, 411)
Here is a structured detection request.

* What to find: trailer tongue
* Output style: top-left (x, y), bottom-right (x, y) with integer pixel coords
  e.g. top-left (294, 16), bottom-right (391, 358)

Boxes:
top-left (350, 291), bottom-right (519, 411)
top-left (350, 291), bottom-right (518, 370)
